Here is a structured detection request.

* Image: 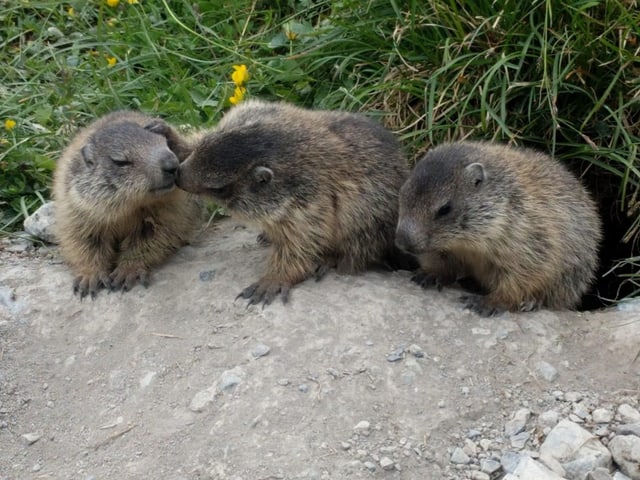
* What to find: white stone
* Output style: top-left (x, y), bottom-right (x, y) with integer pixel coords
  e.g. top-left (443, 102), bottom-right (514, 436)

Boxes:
top-left (505, 408), bottom-right (531, 437)
top-left (353, 420), bottom-right (370, 431)
top-left (189, 386), bottom-right (216, 412)
top-left (618, 404), bottom-right (640, 424)
top-left (539, 410), bottom-right (560, 428)
top-left (218, 367), bottom-right (245, 391)
top-left (451, 447), bottom-right (470, 464)
top-left (535, 361), bottom-right (559, 382)
top-left (23, 201), bottom-right (57, 243)
top-left (608, 435), bottom-right (640, 479)
top-left (379, 456), bottom-right (394, 471)
top-left (540, 419), bottom-right (605, 463)
top-left (512, 456), bottom-right (565, 480)
top-left (592, 408), bottom-right (613, 424)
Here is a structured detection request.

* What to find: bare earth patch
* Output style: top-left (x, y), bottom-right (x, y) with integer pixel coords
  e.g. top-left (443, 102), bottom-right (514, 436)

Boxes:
top-left (1, 219), bottom-right (639, 479)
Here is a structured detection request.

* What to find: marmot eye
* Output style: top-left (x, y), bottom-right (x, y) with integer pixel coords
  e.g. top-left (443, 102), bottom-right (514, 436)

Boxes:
top-left (110, 155), bottom-right (132, 167)
top-left (436, 202), bottom-right (452, 218)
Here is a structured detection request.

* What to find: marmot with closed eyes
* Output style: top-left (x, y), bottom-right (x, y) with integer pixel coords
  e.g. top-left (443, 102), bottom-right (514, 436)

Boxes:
top-left (53, 111), bottom-right (202, 298)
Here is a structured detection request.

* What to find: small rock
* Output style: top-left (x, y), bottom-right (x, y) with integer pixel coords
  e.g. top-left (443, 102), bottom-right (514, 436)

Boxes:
top-left (573, 403), bottom-right (590, 420)
top-left (298, 383), bottom-right (309, 393)
top-left (480, 458), bottom-right (502, 475)
top-left (562, 454), bottom-right (612, 480)
top-left (341, 442), bottom-right (351, 450)
top-left (353, 420), bottom-right (370, 432)
top-left (463, 438), bottom-right (478, 456)
top-left (250, 343), bottom-right (270, 359)
top-left (618, 404), bottom-right (640, 424)
top-left (505, 408), bottom-right (531, 437)
top-left (586, 467), bottom-right (614, 480)
top-left (513, 456), bottom-right (565, 480)
top-left (386, 346), bottom-right (404, 362)
top-left (615, 422), bottom-right (640, 437)
top-left (535, 361), bottom-right (559, 382)
top-left (198, 270), bottom-right (215, 282)
top-left (408, 344), bottom-right (425, 358)
top-left (510, 431), bottom-right (530, 450)
top-left (592, 408), bottom-right (614, 424)
top-left (22, 432), bottom-right (41, 445)
top-left (539, 410), bottom-right (560, 428)
top-left (277, 378), bottom-right (290, 386)
top-left (437, 400), bottom-right (446, 409)
top-left (32, 464), bottom-right (42, 472)
top-left (23, 201), bottom-right (57, 243)
top-left (469, 472), bottom-right (490, 480)
top-left (608, 434), bottom-right (640, 479)
top-left (467, 429), bottom-right (482, 439)
top-left (501, 451), bottom-right (522, 474)
top-left (218, 367), bottom-right (245, 391)
top-left (613, 472), bottom-right (633, 480)
top-left (363, 461), bottom-right (376, 472)
top-left (540, 419), bottom-right (601, 462)
top-left (450, 447), bottom-right (470, 464)
top-left (565, 391), bottom-right (583, 402)
top-left (189, 386), bottom-right (216, 412)
top-left (379, 456), bottom-right (395, 471)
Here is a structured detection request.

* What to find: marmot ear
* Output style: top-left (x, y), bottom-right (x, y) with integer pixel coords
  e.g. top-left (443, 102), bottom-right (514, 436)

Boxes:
top-left (81, 144), bottom-right (95, 168)
top-left (253, 165), bottom-right (273, 185)
top-left (465, 162), bottom-right (485, 187)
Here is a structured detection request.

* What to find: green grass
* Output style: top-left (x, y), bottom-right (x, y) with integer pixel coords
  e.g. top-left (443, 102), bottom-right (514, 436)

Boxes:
top-left (1, 0), bottom-right (639, 300)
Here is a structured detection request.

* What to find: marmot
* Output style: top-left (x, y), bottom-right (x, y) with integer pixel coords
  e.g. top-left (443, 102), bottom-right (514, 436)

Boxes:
top-left (53, 111), bottom-right (202, 298)
top-left (395, 141), bottom-right (602, 315)
top-left (176, 99), bottom-right (409, 306)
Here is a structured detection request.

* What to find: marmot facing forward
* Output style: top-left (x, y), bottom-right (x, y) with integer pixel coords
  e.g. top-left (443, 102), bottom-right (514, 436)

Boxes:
top-left (53, 111), bottom-right (202, 298)
top-left (176, 99), bottom-right (409, 305)
top-left (395, 141), bottom-right (602, 316)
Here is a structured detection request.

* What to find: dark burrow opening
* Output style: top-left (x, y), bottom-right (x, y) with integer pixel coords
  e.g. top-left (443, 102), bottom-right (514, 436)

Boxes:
top-left (579, 170), bottom-right (638, 311)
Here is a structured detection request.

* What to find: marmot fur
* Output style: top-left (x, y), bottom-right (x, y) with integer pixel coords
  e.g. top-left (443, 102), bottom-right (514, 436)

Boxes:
top-left (53, 111), bottom-right (202, 298)
top-left (395, 141), bottom-right (602, 315)
top-left (176, 99), bottom-right (409, 305)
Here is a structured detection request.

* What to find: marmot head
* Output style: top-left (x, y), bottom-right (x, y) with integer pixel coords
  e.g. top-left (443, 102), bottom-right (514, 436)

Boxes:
top-left (73, 121), bottom-right (180, 203)
top-left (395, 143), bottom-right (507, 254)
top-left (176, 125), bottom-right (294, 220)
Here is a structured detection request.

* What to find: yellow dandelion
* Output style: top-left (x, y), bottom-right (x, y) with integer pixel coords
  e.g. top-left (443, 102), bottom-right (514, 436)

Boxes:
top-left (4, 119), bottom-right (17, 131)
top-left (229, 86), bottom-right (246, 105)
top-left (106, 0), bottom-right (119, 7)
top-left (231, 64), bottom-right (249, 86)
top-left (107, 56), bottom-right (117, 67)
top-left (68, 6), bottom-right (75, 16)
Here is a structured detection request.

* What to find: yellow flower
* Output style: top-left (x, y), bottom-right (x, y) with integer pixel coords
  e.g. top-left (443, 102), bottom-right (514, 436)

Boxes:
top-left (229, 86), bottom-right (246, 105)
top-left (127, 0), bottom-right (139, 3)
top-left (4, 119), bottom-right (16, 131)
top-left (231, 64), bottom-right (249, 86)
top-left (107, 17), bottom-right (117, 27)
top-left (68, 6), bottom-right (75, 16)
top-left (106, 0), bottom-right (119, 6)
top-left (107, 56), bottom-right (117, 67)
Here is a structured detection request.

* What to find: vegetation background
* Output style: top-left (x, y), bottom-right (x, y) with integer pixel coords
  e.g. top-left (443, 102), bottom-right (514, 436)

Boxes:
top-left (1, 0), bottom-right (639, 303)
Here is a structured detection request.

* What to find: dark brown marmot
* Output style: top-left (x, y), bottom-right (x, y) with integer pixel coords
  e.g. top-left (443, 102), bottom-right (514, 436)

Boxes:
top-left (53, 111), bottom-right (202, 298)
top-left (395, 141), bottom-right (602, 316)
top-left (176, 99), bottom-right (409, 305)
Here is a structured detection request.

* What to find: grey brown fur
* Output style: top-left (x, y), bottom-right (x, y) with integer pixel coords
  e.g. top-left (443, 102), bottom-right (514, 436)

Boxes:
top-left (395, 141), bottom-right (602, 315)
top-left (176, 99), bottom-right (409, 305)
top-left (53, 111), bottom-right (202, 298)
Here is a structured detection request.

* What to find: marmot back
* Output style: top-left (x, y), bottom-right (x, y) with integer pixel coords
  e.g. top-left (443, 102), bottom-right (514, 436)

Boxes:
top-left (395, 141), bottom-right (602, 315)
top-left (53, 111), bottom-right (202, 298)
top-left (177, 99), bottom-right (409, 305)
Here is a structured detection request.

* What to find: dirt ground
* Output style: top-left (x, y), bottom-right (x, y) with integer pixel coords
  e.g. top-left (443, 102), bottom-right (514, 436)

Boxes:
top-left (1, 219), bottom-right (639, 479)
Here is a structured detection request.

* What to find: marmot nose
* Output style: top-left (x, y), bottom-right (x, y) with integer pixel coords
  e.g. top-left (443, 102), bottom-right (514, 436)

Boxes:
top-left (159, 152), bottom-right (179, 176)
top-left (395, 228), bottom-right (416, 254)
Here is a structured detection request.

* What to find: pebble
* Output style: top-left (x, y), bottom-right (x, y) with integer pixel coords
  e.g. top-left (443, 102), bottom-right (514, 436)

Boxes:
top-left (501, 451), bottom-right (522, 474)
top-left (353, 420), bottom-right (370, 432)
top-left (539, 410), bottom-right (560, 428)
top-left (505, 408), bottom-right (531, 437)
top-left (22, 433), bottom-right (41, 445)
top-left (189, 386), bottom-right (216, 412)
top-left (298, 383), bottom-right (309, 393)
top-left (535, 361), bottom-right (559, 382)
top-left (608, 435), bottom-right (640, 479)
top-left (379, 456), bottom-right (395, 471)
top-left (450, 447), bottom-right (471, 464)
top-left (469, 472), bottom-right (490, 480)
top-left (23, 201), bottom-right (57, 243)
top-left (512, 456), bottom-right (565, 480)
top-left (198, 270), bottom-right (216, 282)
top-left (618, 404), bottom-right (640, 423)
top-left (250, 343), bottom-right (271, 359)
top-left (615, 422), bottom-right (640, 437)
top-left (363, 461), bottom-right (376, 472)
top-left (386, 346), bottom-right (404, 362)
top-left (218, 367), bottom-right (245, 390)
top-left (480, 458), bottom-right (501, 475)
top-left (408, 344), bottom-right (425, 358)
top-left (565, 391), bottom-right (583, 402)
top-left (592, 408), bottom-right (614, 424)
